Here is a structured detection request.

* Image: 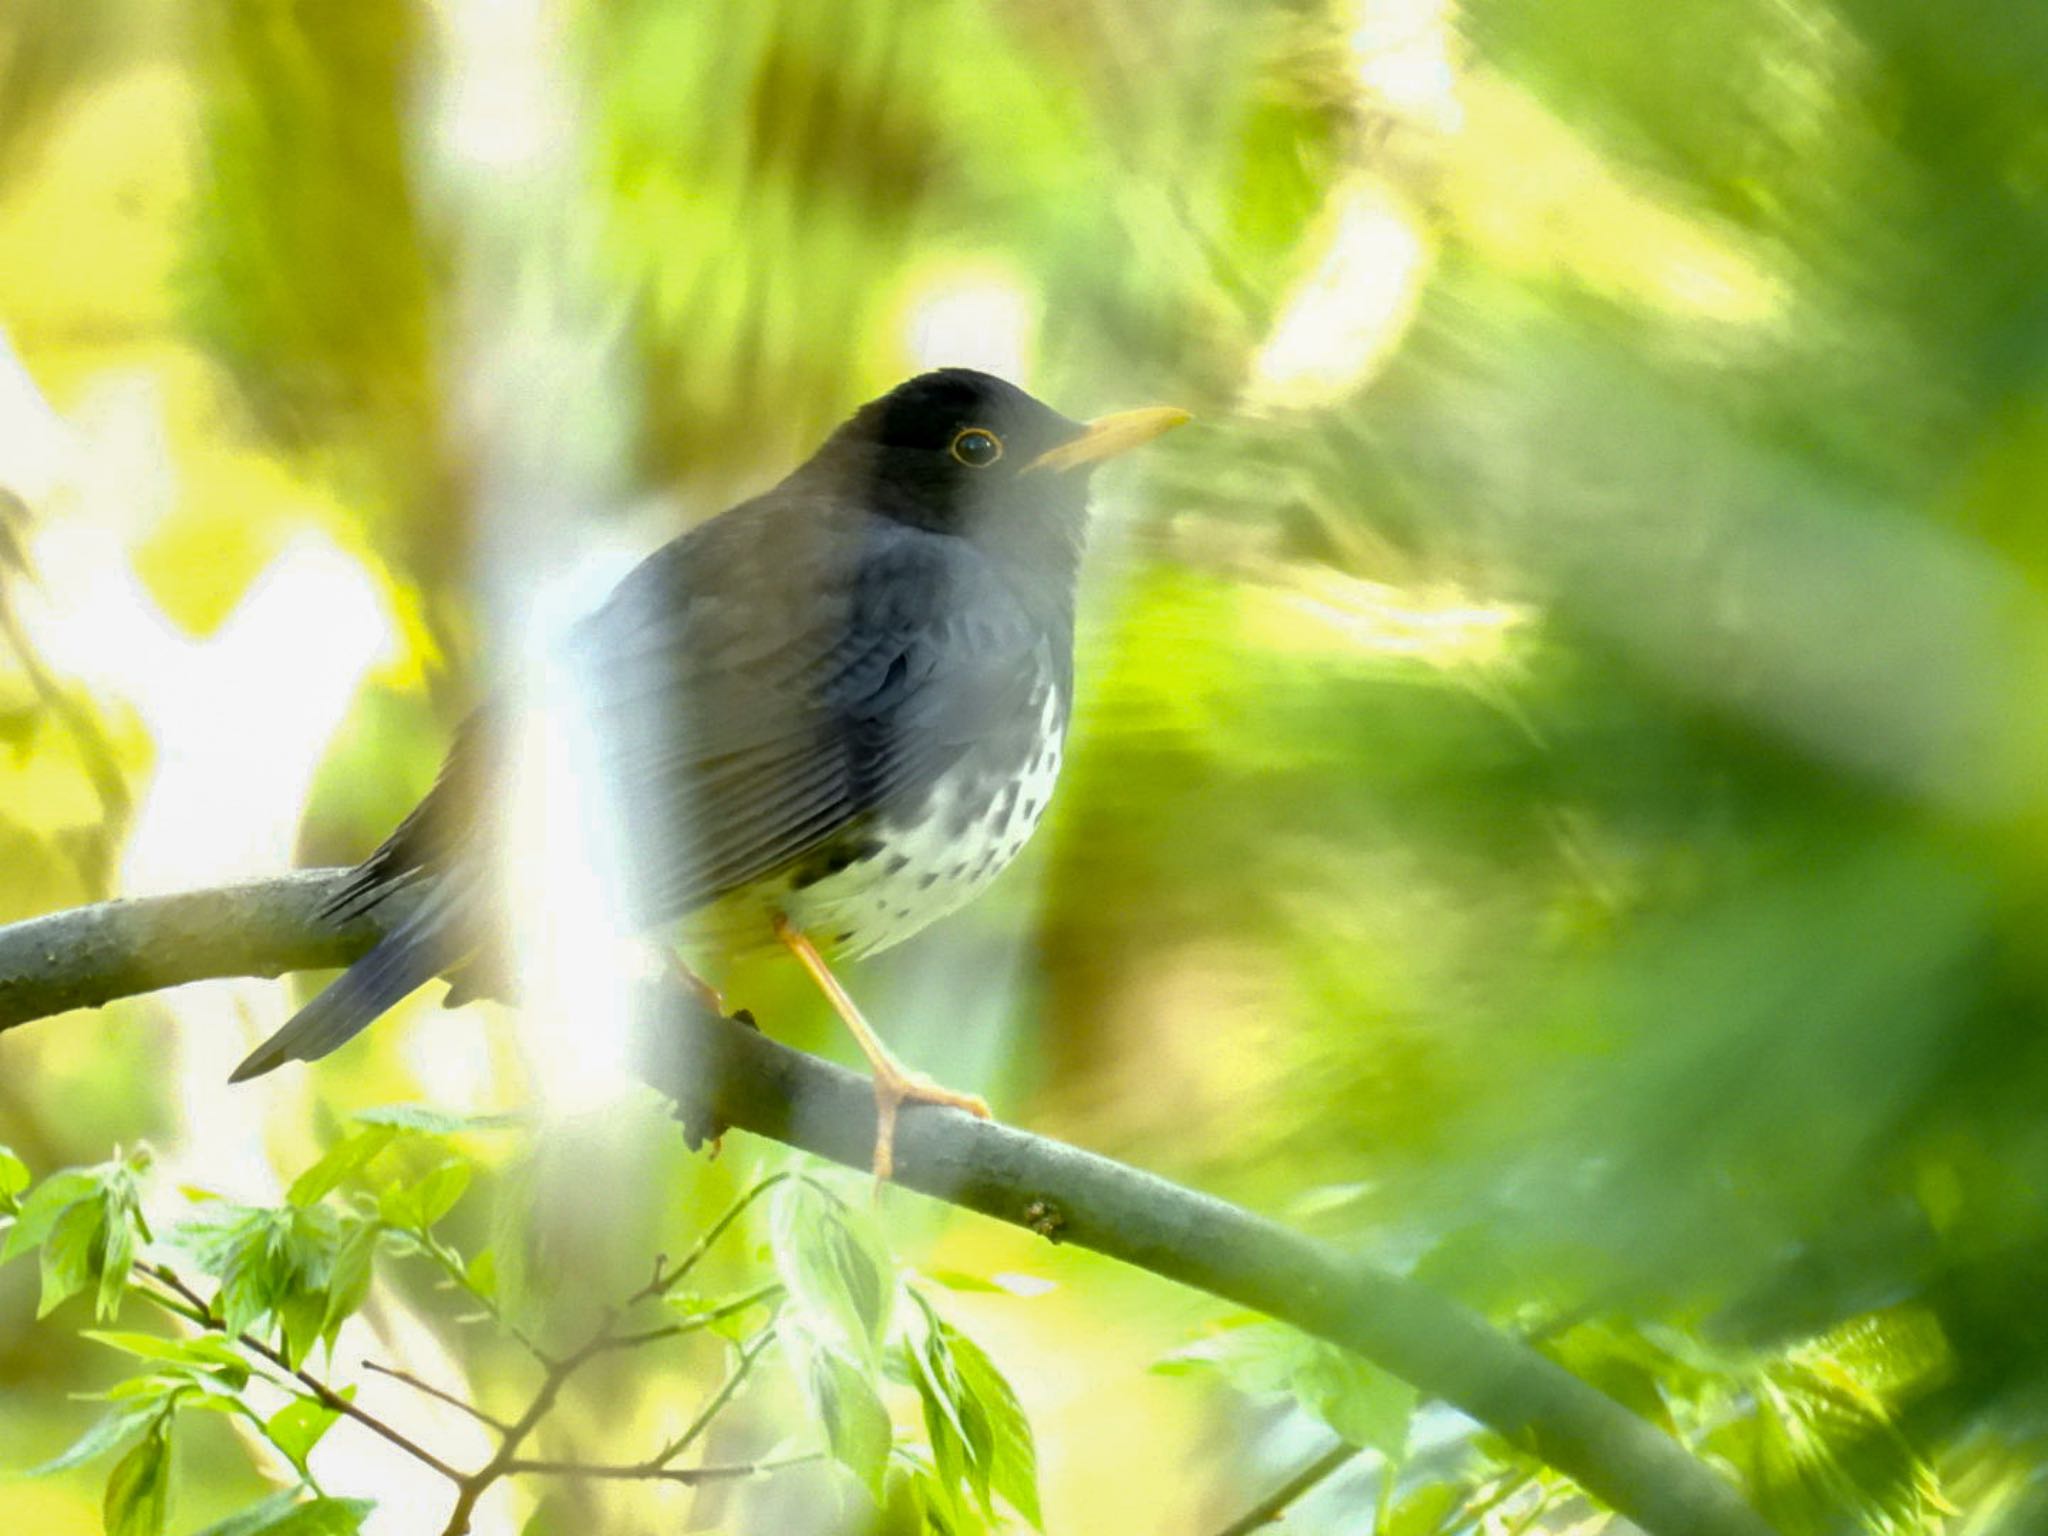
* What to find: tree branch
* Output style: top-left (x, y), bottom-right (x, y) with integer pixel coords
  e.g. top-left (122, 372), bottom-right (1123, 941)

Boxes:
top-left (0, 875), bottom-right (1778, 1536)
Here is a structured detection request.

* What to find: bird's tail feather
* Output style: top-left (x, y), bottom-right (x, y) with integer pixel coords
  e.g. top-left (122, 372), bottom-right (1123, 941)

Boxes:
top-left (228, 905), bottom-right (449, 1083)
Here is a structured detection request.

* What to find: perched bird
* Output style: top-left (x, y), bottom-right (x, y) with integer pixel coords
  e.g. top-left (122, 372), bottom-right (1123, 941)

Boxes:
top-left (230, 369), bottom-right (1186, 1175)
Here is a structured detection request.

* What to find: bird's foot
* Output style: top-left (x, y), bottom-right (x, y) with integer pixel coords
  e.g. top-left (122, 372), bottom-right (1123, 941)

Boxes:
top-left (661, 949), bottom-right (729, 1017)
top-left (869, 1063), bottom-right (991, 1183)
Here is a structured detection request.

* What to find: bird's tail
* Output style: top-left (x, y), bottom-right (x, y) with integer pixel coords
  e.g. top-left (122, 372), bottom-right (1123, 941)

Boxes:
top-left (228, 901), bottom-right (451, 1083)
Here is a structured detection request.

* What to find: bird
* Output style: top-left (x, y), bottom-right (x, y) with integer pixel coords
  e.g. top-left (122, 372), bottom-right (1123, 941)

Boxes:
top-left (229, 368), bottom-right (1187, 1176)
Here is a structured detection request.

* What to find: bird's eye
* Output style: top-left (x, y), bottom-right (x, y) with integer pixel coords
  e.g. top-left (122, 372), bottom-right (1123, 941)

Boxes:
top-left (950, 427), bottom-right (1004, 468)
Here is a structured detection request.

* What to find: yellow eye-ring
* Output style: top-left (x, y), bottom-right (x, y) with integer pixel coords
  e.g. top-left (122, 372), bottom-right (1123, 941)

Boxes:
top-left (950, 427), bottom-right (1004, 468)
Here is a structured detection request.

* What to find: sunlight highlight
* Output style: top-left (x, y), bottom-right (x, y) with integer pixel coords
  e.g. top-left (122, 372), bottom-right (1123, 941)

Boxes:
top-left (501, 645), bottom-right (640, 1114)
top-left (1262, 564), bottom-right (1530, 671)
top-left (1350, 0), bottom-right (1464, 132)
top-left (898, 259), bottom-right (1040, 383)
top-left (1250, 180), bottom-right (1432, 409)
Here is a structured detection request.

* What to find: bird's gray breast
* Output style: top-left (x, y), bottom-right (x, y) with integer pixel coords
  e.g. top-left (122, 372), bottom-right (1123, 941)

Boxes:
top-left (780, 675), bottom-right (1067, 956)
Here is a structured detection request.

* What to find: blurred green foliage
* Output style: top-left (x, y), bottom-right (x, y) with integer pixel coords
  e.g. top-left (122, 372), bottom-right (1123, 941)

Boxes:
top-left (6, 0), bottom-right (2048, 1530)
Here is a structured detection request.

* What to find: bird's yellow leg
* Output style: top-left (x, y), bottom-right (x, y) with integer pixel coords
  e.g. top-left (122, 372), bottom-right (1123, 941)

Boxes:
top-left (660, 947), bottom-right (728, 1016)
top-left (772, 915), bottom-right (990, 1181)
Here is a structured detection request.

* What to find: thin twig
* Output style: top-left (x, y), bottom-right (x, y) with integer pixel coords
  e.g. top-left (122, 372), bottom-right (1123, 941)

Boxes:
top-left (499, 1449), bottom-right (826, 1483)
top-left (363, 1360), bottom-right (514, 1436)
top-left (138, 1263), bottom-right (466, 1483)
top-left (591, 1280), bottom-right (784, 1357)
top-left (501, 1458), bottom-right (823, 1490)
top-left (647, 1322), bottom-right (780, 1470)
top-left (630, 1173), bottom-right (794, 1303)
top-left (417, 1232), bottom-right (546, 1361)
top-left (1207, 1437), bottom-right (1362, 1536)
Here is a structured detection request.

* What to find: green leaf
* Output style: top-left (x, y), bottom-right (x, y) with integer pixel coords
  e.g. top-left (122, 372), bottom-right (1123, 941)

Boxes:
top-left (39, 1196), bottom-right (103, 1316)
top-left (1385, 1483), bottom-right (1463, 1536)
top-left (942, 1321), bottom-right (1042, 1529)
top-left (103, 1414), bottom-right (172, 1536)
top-left (911, 1463), bottom-right (988, 1535)
top-left (353, 1104), bottom-right (525, 1134)
top-left (97, 1202), bottom-right (137, 1320)
top-left (172, 1201), bottom-right (347, 1363)
top-left (804, 1344), bottom-right (892, 1500)
top-left (17, 1407), bottom-right (154, 1477)
top-left (1155, 1318), bottom-right (1307, 1395)
top-left (2, 1168), bottom-right (100, 1262)
top-left (320, 1219), bottom-right (381, 1349)
top-left (903, 1295), bottom-right (993, 1520)
top-left (83, 1331), bottom-right (250, 1384)
top-left (266, 1392), bottom-right (345, 1474)
top-left (91, 1375), bottom-right (195, 1405)
top-left (412, 1161), bottom-right (471, 1227)
top-left (379, 1160), bottom-right (471, 1230)
top-left (769, 1181), bottom-right (892, 1366)
top-left (0, 1145), bottom-right (28, 1206)
top-left (1157, 1319), bottom-right (1413, 1460)
top-left (287, 1127), bottom-right (396, 1208)
top-left (190, 1493), bottom-right (374, 1536)
top-left (1293, 1346), bottom-right (1414, 1460)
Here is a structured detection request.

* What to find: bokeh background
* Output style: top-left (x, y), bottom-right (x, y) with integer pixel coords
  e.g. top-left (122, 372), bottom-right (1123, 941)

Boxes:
top-left (7, 0), bottom-right (2048, 1531)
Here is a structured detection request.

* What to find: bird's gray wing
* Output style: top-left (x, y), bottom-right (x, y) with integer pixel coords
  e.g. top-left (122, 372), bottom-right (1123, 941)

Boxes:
top-left (576, 493), bottom-right (1056, 922)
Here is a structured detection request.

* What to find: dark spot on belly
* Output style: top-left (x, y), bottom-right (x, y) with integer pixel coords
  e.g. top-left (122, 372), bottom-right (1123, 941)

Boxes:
top-left (919, 873), bottom-right (939, 890)
top-left (950, 860), bottom-right (969, 879)
top-left (895, 906), bottom-right (912, 920)
top-left (790, 836), bottom-right (882, 890)
top-left (837, 930), bottom-right (856, 945)
top-left (886, 853), bottom-right (910, 875)
top-left (1022, 797), bottom-right (1040, 821)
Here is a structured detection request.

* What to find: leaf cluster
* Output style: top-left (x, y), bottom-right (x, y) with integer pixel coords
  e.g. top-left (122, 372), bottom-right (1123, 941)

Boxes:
top-left (1, 1135), bottom-right (1046, 1535)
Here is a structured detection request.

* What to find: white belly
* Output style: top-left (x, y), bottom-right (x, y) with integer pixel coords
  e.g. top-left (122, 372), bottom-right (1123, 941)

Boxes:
top-left (780, 710), bottom-right (1065, 957)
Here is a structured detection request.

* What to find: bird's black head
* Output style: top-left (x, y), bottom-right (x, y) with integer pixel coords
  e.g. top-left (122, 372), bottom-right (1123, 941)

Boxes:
top-left (799, 368), bottom-right (1186, 542)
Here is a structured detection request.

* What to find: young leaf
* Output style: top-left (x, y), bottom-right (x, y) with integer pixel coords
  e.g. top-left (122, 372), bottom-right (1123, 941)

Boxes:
top-left (379, 1160), bottom-right (471, 1231)
top-left (173, 1201), bottom-right (349, 1364)
top-left (1157, 1319), bottom-right (1413, 1461)
top-left (103, 1413), bottom-right (172, 1536)
top-left (903, 1295), bottom-right (991, 1520)
top-left (0, 1144), bottom-right (28, 1207)
top-left (2, 1167), bottom-right (101, 1262)
top-left (1293, 1345), bottom-right (1414, 1461)
top-left (17, 1406), bottom-right (155, 1477)
top-left (83, 1330), bottom-right (250, 1385)
top-left (769, 1181), bottom-right (892, 1366)
top-left (190, 1493), bottom-right (374, 1536)
top-left (97, 1202), bottom-right (138, 1319)
top-left (805, 1343), bottom-right (893, 1500)
top-left (39, 1196), bottom-right (103, 1317)
top-left (412, 1161), bottom-right (471, 1228)
top-left (320, 1219), bottom-right (381, 1350)
top-left (942, 1321), bottom-right (1043, 1529)
top-left (354, 1104), bottom-right (525, 1133)
top-left (911, 1462), bottom-right (990, 1536)
top-left (286, 1127), bottom-right (396, 1208)
top-left (464, 1245), bottom-right (497, 1301)
top-left (1154, 1318), bottom-right (1310, 1396)
top-left (266, 1392), bottom-right (345, 1474)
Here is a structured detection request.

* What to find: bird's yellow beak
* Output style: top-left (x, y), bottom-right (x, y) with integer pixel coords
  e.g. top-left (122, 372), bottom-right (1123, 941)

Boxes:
top-left (1025, 406), bottom-right (1191, 473)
